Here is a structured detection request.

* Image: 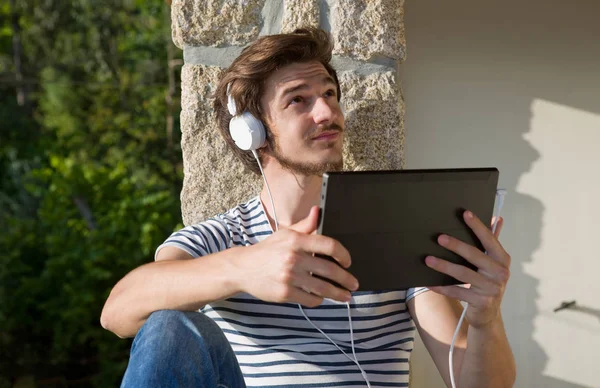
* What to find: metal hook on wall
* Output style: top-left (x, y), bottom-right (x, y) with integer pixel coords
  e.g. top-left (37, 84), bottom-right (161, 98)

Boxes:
top-left (553, 300), bottom-right (576, 312)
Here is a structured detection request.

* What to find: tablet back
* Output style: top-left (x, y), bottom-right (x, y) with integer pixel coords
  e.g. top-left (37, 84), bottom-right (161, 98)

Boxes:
top-left (317, 168), bottom-right (499, 291)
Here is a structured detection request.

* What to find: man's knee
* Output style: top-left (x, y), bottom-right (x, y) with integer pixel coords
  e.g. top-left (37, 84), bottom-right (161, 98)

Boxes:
top-left (132, 310), bottom-right (226, 355)
top-left (122, 310), bottom-right (241, 387)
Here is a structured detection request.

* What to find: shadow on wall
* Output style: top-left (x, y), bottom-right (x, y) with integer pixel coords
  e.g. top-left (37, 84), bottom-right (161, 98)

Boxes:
top-left (401, 0), bottom-right (600, 387)
top-left (556, 304), bottom-right (600, 324)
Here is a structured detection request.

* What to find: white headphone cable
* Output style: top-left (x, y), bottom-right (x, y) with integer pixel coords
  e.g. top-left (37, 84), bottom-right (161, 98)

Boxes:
top-left (298, 303), bottom-right (372, 388)
top-left (251, 150), bottom-right (370, 387)
top-left (252, 150), bottom-right (279, 231)
top-left (449, 189), bottom-right (507, 388)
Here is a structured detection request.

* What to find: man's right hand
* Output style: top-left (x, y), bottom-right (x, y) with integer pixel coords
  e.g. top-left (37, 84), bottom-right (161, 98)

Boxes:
top-left (232, 206), bottom-right (359, 307)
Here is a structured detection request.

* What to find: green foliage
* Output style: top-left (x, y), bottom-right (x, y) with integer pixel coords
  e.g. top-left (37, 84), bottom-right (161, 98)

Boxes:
top-left (0, 0), bottom-right (184, 385)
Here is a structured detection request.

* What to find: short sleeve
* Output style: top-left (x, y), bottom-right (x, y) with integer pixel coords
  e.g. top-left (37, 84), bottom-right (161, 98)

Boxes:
top-left (406, 287), bottom-right (429, 302)
top-left (154, 218), bottom-right (230, 260)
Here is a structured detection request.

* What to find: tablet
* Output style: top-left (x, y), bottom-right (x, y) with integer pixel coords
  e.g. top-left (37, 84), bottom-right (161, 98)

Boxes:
top-left (316, 168), bottom-right (499, 291)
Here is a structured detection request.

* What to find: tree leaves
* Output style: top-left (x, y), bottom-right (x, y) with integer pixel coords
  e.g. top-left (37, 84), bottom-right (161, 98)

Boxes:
top-left (0, 0), bottom-right (183, 385)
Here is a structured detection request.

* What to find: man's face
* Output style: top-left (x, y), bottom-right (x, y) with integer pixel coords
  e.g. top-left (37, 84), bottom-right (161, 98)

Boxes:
top-left (260, 61), bottom-right (345, 176)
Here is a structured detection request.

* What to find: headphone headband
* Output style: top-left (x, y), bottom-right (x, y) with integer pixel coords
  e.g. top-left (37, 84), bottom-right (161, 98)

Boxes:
top-left (226, 83), bottom-right (237, 116)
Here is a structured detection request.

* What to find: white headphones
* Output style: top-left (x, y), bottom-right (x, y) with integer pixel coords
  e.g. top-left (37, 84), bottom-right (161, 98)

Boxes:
top-left (227, 83), bottom-right (266, 151)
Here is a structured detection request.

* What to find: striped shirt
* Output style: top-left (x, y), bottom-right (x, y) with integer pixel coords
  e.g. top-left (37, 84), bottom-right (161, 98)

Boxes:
top-left (156, 196), bottom-right (428, 387)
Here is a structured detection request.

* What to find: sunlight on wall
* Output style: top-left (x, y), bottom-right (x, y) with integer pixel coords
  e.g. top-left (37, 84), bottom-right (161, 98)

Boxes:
top-left (517, 99), bottom-right (600, 387)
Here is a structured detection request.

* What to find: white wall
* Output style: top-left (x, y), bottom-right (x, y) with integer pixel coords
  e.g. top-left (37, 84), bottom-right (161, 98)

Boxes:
top-left (402, 1), bottom-right (600, 387)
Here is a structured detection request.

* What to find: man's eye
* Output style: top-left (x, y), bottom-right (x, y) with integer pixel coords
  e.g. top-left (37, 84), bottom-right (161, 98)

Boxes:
top-left (290, 96), bottom-right (303, 105)
top-left (324, 89), bottom-right (336, 98)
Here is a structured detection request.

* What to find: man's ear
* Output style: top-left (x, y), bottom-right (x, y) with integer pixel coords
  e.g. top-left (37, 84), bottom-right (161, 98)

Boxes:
top-left (256, 144), bottom-right (270, 160)
top-left (260, 126), bottom-right (273, 151)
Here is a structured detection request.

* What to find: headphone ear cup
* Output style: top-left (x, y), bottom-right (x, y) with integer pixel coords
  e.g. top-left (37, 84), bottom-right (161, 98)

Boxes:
top-left (229, 112), bottom-right (266, 151)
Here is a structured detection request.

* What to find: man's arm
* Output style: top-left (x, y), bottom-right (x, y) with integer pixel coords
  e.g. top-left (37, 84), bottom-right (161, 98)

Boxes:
top-left (100, 206), bottom-right (358, 338)
top-left (408, 211), bottom-right (516, 387)
top-left (100, 246), bottom-right (245, 338)
top-left (408, 292), bottom-right (515, 388)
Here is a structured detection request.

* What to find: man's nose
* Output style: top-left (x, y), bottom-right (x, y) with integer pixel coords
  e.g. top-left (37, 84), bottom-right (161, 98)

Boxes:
top-left (312, 97), bottom-right (338, 124)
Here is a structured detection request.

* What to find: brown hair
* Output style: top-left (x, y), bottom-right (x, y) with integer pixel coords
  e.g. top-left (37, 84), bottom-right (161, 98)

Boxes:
top-left (213, 27), bottom-right (341, 175)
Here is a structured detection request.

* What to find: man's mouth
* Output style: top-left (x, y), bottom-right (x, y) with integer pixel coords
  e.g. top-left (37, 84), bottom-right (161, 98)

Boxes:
top-left (311, 124), bottom-right (343, 141)
top-left (312, 131), bottom-right (340, 140)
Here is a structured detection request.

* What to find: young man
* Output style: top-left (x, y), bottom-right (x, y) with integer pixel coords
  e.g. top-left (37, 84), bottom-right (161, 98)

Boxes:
top-left (101, 28), bottom-right (516, 387)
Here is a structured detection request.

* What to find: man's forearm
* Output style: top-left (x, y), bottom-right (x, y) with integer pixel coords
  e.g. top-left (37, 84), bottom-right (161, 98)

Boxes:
top-left (100, 247), bottom-right (246, 338)
top-left (458, 316), bottom-right (516, 388)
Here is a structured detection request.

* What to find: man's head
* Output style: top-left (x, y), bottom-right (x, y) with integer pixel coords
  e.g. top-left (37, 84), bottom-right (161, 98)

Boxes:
top-left (214, 27), bottom-right (344, 176)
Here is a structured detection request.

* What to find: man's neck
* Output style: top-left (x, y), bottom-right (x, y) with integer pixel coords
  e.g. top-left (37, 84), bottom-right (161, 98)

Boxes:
top-left (259, 162), bottom-right (322, 231)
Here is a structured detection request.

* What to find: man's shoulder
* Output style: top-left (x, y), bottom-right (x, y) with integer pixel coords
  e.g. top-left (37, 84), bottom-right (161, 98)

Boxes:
top-left (215, 196), bottom-right (272, 244)
top-left (219, 196), bottom-right (261, 216)
top-left (156, 197), bottom-right (263, 259)
top-left (208, 196), bottom-right (265, 233)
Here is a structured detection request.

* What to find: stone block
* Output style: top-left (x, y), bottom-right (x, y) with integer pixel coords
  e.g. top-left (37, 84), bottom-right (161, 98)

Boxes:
top-left (179, 64), bottom-right (261, 225)
top-left (332, 0), bottom-right (406, 61)
top-left (171, 0), bottom-right (266, 49)
top-left (339, 70), bottom-right (405, 171)
top-left (281, 0), bottom-right (320, 33)
top-left (180, 64), bottom-right (223, 119)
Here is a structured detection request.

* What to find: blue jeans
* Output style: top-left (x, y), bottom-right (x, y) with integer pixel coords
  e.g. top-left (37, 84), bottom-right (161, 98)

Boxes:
top-left (121, 310), bottom-right (246, 388)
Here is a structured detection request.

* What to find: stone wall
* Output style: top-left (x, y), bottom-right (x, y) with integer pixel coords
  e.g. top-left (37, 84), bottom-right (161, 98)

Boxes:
top-left (171, 0), bottom-right (407, 225)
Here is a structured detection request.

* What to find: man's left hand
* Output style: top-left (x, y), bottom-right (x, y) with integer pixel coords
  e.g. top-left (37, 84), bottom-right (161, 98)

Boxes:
top-left (424, 210), bottom-right (510, 329)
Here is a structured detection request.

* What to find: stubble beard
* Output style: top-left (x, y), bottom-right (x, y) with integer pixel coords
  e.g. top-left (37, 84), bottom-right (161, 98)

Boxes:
top-left (267, 132), bottom-right (344, 176)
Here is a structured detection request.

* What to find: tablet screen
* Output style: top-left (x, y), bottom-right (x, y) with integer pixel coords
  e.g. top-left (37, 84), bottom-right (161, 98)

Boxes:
top-left (317, 168), bottom-right (499, 291)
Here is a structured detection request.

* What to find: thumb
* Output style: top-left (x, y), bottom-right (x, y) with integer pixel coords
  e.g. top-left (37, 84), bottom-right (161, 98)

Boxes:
top-left (289, 206), bottom-right (320, 235)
